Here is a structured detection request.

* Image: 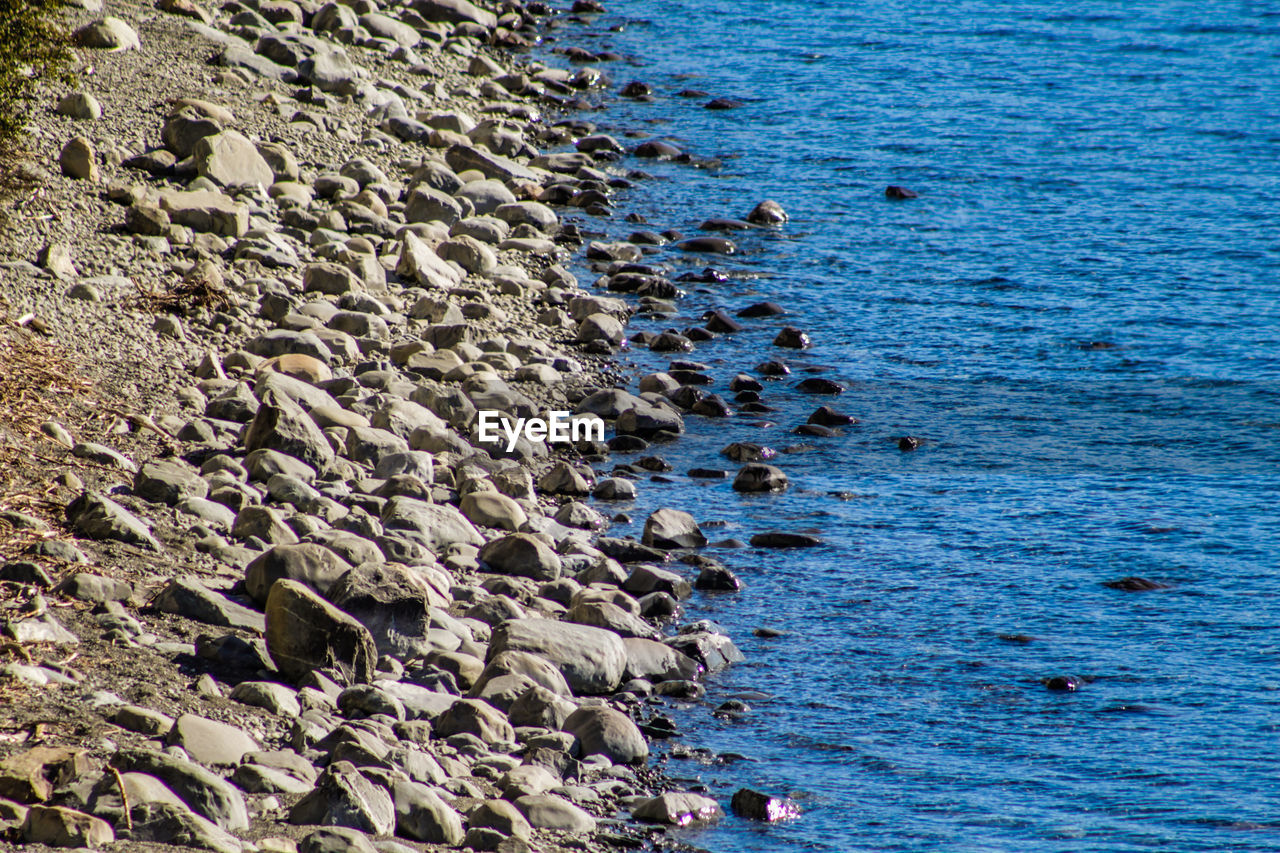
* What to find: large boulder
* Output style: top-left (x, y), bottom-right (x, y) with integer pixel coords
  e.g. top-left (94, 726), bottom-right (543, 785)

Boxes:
top-left (380, 497), bottom-right (483, 553)
top-left (265, 580), bottom-right (377, 684)
top-left (412, 0), bottom-right (497, 28)
top-left (561, 706), bottom-right (648, 765)
top-left (488, 619), bottom-right (625, 695)
top-left (433, 698), bottom-right (515, 744)
top-left (478, 533), bottom-right (560, 581)
top-left (243, 390), bottom-right (335, 470)
top-left (245, 543), bottom-right (352, 604)
top-left (326, 562), bottom-right (451, 658)
top-left (289, 761), bottom-right (394, 835)
top-left (193, 130), bottom-right (274, 188)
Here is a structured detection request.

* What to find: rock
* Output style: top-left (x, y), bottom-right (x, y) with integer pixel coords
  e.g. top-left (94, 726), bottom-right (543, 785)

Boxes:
top-left (885, 184), bottom-right (919, 199)
top-left (55, 572), bottom-right (132, 603)
top-left (0, 747), bottom-right (92, 803)
top-left (290, 761), bottom-right (394, 836)
top-left (733, 463), bottom-right (789, 493)
top-left (749, 531), bottom-right (821, 548)
top-left (230, 681), bottom-right (300, 716)
top-left (746, 199), bottom-right (788, 224)
top-left (66, 491), bottom-right (160, 550)
top-left (166, 714), bottom-right (258, 766)
top-left (678, 236), bottom-right (736, 254)
top-left (74, 16), bottom-right (140, 50)
top-left (576, 312), bottom-right (624, 346)
top-left (112, 705), bottom-right (175, 736)
top-left (135, 459), bottom-right (208, 505)
top-left (460, 492), bottom-right (526, 532)
top-left (126, 202), bottom-right (171, 235)
top-left (622, 637), bottom-right (701, 682)
top-left (623, 564), bottom-right (691, 599)
top-left (631, 792), bottom-right (723, 825)
top-left (433, 698), bottom-right (515, 744)
top-left (773, 326), bottom-right (811, 348)
top-left (666, 630), bottom-right (744, 673)
top-left (467, 800), bottom-right (530, 839)
top-left (507, 685), bottom-right (575, 729)
top-left (730, 788), bottom-right (799, 821)
top-left (56, 92), bottom-right (101, 120)
top-left (1102, 576), bottom-right (1169, 591)
top-left (162, 112), bottom-right (222, 158)
top-left (413, 0), bottom-right (498, 28)
top-left (514, 794), bottom-right (595, 833)
top-left (478, 533), bottom-right (561, 581)
top-left (115, 749), bottom-right (249, 830)
top-left (244, 391), bottom-right (335, 471)
top-left (641, 508), bottom-right (705, 549)
top-left (694, 564), bottom-right (741, 590)
top-left (445, 144), bottom-right (535, 182)
top-left (326, 562), bottom-right (450, 659)
top-left (245, 543), bottom-right (351, 604)
top-left (22, 805), bottom-right (113, 847)
top-left (58, 136), bottom-right (98, 181)
top-left (127, 801), bottom-right (243, 853)
top-left (562, 706), bottom-right (647, 765)
top-left (391, 779), bottom-right (464, 844)
top-left (160, 190), bottom-right (249, 237)
top-left (489, 618), bottom-right (626, 695)
top-left (265, 579), bottom-right (377, 684)
top-left (397, 231), bottom-right (463, 290)
top-left (796, 377), bottom-right (844, 394)
top-left (381, 497), bottom-right (483, 552)
top-left (300, 826), bottom-right (377, 853)
top-left (592, 477), bottom-right (636, 501)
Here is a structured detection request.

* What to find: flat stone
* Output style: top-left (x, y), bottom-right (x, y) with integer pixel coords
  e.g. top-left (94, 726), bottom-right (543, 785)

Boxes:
top-left (22, 805), bottom-right (114, 847)
top-left (166, 714), bottom-right (259, 766)
top-left (631, 791), bottom-right (723, 825)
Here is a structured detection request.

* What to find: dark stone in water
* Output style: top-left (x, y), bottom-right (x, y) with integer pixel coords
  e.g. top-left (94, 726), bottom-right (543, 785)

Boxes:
top-left (572, 0), bottom-right (606, 11)
top-left (620, 80), bottom-right (652, 97)
top-left (668, 369), bottom-right (713, 386)
top-left (687, 468), bottom-right (730, 479)
top-left (731, 788), bottom-right (799, 821)
top-left (640, 715), bottom-right (680, 738)
top-left (898, 436), bottom-right (922, 451)
top-left (636, 455), bottom-right (672, 472)
top-left (691, 395), bottom-right (731, 417)
top-left (608, 435), bottom-right (649, 452)
top-left (678, 267), bottom-right (728, 283)
top-left (684, 327), bottom-right (717, 342)
top-left (735, 390), bottom-right (761, 403)
top-left (730, 373), bottom-right (763, 392)
top-left (678, 237), bottom-right (737, 255)
top-left (706, 98), bottom-right (744, 110)
top-left (1103, 576), bottom-right (1169, 591)
top-left (795, 377), bottom-right (844, 394)
top-left (695, 565), bottom-right (741, 591)
top-left (596, 536), bottom-right (667, 563)
top-left (633, 140), bottom-right (681, 159)
top-left (809, 405), bottom-right (857, 426)
top-left (753, 627), bottom-right (785, 638)
top-left (714, 538), bottom-right (748, 548)
top-left (885, 184), bottom-right (919, 199)
top-left (704, 309), bottom-right (744, 332)
top-left (750, 531), bottom-right (822, 548)
top-left (773, 326), bottom-right (811, 348)
top-left (755, 359), bottom-right (790, 376)
top-left (737, 301), bottom-right (785, 317)
top-left (794, 423), bottom-right (837, 437)
top-left (998, 633), bottom-right (1035, 644)
top-left (741, 402), bottom-right (776, 414)
top-left (721, 442), bottom-right (775, 462)
top-left (676, 89), bottom-right (709, 98)
top-left (1045, 675), bottom-right (1082, 692)
top-left (699, 217), bottom-right (753, 230)
top-left (652, 680), bottom-right (704, 698)
top-left (638, 591), bottom-right (680, 620)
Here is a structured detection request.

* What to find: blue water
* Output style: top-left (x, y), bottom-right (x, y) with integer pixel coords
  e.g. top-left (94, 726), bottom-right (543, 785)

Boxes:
top-left (543, 2), bottom-right (1280, 850)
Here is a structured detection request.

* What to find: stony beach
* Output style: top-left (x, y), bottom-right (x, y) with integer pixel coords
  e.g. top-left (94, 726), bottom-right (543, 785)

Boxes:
top-left (0, 0), bottom-right (826, 851)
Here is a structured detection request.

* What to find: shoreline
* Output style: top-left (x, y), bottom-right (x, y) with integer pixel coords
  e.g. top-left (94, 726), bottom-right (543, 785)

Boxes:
top-left (0, 0), bottom-right (807, 851)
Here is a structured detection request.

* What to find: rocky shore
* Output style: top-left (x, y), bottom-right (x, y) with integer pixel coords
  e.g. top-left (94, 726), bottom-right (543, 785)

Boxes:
top-left (0, 1), bottom-right (809, 851)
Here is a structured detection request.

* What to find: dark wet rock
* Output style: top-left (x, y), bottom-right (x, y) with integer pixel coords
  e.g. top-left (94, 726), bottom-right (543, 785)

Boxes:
top-left (66, 491), bottom-right (160, 550)
top-left (1103, 576), bottom-right (1170, 591)
top-left (620, 80), bottom-right (652, 98)
top-left (677, 267), bottom-right (728, 283)
top-left (750, 531), bottom-right (822, 548)
top-left (703, 309), bottom-right (744, 333)
top-left (633, 140), bottom-right (681, 159)
top-left (265, 579), bottom-right (377, 684)
top-left (885, 185), bottom-right (919, 199)
top-left (795, 377), bottom-right (845, 394)
top-left (705, 97), bottom-right (743, 109)
top-left (687, 468), bottom-right (730, 479)
top-left (596, 536), bottom-right (668, 563)
top-left (678, 236), bottom-right (736, 254)
top-left (753, 627), bottom-right (785, 638)
top-left (699, 217), bottom-right (754, 231)
top-left (624, 564), bottom-right (692, 599)
top-left (721, 442), bottom-right (775, 462)
top-left (730, 788), bottom-right (799, 821)
top-left (746, 199), bottom-right (788, 224)
top-left (773, 326), bottom-right (811, 348)
top-left (694, 564), bottom-right (741, 591)
top-left (737, 301), bottom-right (785, 318)
top-left (898, 436), bottom-right (922, 451)
top-left (622, 637), bottom-right (700, 682)
top-left (1045, 675), bottom-right (1082, 692)
top-left (733, 464), bottom-right (789, 493)
top-left (290, 760), bottom-right (394, 835)
top-left (794, 423), bottom-right (838, 437)
top-left (562, 706), bottom-right (648, 764)
top-left (666, 629), bottom-right (744, 672)
top-left (809, 405), bottom-right (857, 426)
